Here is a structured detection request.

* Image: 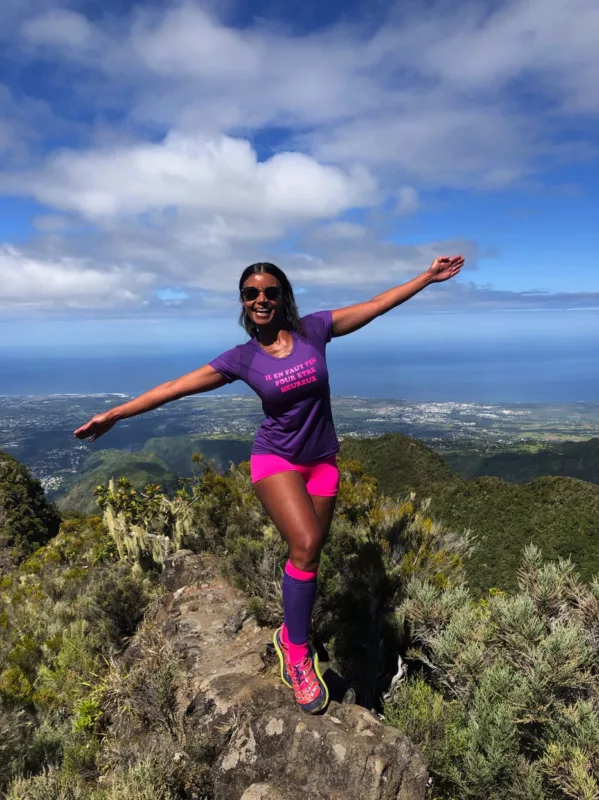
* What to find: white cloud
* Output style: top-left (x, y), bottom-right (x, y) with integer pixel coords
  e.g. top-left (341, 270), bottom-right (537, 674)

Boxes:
top-left (130, 4), bottom-right (262, 81)
top-left (0, 245), bottom-right (155, 309)
top-left (13, 0), bottom-right (597, 183)
top-left (0, 82), bottom-right (61, 162)
top-left (1, 0), bottom-right (599, 315)
top-left (288, 234), bottom-right (478, 289)
top-left (32, 214), bottom-right (73, 232)
top-left (4, 131), bottom-right (378, 220)
top-left (408, 0), bottom-right (599, 112)
top-left (395, 186), bottom-right (419, 216)
top-left (308, 222), bottom-right (368, 242)
top-left (22, 8), bottom-right (92, 48)
top-left (2, 231), bottom-right (597, 316)
top-left (307, 105), bottom-right (535, 187)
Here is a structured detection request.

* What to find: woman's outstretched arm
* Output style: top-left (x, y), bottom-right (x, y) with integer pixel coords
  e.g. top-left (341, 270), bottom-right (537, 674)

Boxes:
top-left (330, 255), bottom-right (464, 337)
top-left (74, 364), bottom-right (229, 442)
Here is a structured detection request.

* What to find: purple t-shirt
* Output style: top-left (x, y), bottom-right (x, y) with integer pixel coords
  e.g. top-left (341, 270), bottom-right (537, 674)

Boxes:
top-left (209, 311), bottom-right (338, 463)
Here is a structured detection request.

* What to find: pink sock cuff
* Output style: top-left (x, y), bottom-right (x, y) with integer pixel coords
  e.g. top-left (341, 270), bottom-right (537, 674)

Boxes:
top-left (285, 560), bottom-right (318, 581)
top-left (282, 625), bottom-right (309, 662)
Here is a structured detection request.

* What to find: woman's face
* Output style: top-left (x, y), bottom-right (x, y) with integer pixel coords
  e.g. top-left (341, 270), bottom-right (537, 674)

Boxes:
top-left (241, 273), bottom-right (283, 329)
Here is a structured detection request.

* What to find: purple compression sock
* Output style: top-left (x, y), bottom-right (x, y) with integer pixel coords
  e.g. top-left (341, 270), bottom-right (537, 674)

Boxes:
top-left (282, 560), bottom-right (318, 664)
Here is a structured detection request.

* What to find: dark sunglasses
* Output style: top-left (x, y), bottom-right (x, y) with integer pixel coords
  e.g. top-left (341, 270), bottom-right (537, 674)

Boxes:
top-left (240, 286), bottom-right (282, 302)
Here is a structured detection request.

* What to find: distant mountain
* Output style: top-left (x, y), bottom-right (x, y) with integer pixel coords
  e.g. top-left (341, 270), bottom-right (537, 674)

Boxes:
top-left (141, 435), bottom-right (253, 476)
top-left (445, 437), bottom-right (599, 485)
top-left (340, 433), bottom-right (458, 497)
top-left (55, 437), bottom-right (253, 514)
top-left (56, 450), bottom-right (179, 514)
top-left (341, 434), bottom-right (599, 595)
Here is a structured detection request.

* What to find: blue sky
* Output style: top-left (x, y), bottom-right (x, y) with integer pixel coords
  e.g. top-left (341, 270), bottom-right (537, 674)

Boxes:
top-left (1, 0), bottom-right (599, 355)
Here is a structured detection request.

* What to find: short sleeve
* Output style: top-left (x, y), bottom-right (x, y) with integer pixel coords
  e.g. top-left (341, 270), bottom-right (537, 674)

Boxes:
top-left (209, 346), bottom-right (242, 383)
top-left (302, 310), bottom-right (333, 344)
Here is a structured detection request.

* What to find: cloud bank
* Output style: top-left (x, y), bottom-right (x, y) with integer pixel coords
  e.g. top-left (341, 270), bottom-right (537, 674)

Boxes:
top-left (0, 0), bottom-right (597, 313)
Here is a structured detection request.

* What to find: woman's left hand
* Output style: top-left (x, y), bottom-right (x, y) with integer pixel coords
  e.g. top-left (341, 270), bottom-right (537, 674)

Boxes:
top-left (427, 255), bottom-right (464, 283)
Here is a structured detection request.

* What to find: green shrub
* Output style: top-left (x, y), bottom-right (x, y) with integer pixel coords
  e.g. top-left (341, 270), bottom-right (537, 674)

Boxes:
top-left (387, 545), bottom-right (599, 799)
top-left (0, 511), bottom-right (160, 793)
top-left (223, 535), bottom-right (286, 625)
top-left (96, 621), bottom-right (218, 799)
top-left (100, 623), bottom-right (185, 743)
top-left (95, 458), bottom-right (268, 569)
top-left (384, 676), bottom-right (469, 792)
top-left (0, 452), bottom-right (61, 570)
top-left (96, 746), bottom-right (212, 800)
top-left (0, 704), bottom-right (33, 786)
top-left (5, 769), bottom-right (88, 800)
top-left (0, 665), bottom-right (34, 705)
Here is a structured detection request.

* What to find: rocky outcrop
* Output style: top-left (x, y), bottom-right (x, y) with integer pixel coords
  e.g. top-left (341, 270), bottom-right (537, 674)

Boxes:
top-left (155, 550), bottom-right (428, 800)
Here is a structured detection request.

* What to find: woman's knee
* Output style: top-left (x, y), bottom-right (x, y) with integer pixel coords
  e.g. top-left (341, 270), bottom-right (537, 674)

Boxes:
top-left (288, 530), bottom-right (323, 571)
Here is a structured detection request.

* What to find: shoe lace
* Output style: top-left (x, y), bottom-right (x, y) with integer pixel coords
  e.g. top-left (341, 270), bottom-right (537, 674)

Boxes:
top-left (290, 656), bottom-right (320, 702)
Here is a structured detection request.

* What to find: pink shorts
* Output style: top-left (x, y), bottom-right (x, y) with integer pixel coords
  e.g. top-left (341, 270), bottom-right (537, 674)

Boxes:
top-left (250, 454), bottom-right (339, 497)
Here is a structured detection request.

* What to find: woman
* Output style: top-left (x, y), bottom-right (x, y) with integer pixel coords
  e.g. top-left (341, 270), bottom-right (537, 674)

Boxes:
top-left (74, 255), bottom-right (463, 714)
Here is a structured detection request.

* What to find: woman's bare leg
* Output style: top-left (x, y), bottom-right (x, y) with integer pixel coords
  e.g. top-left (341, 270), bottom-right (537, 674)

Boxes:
top-left (310, 494), bottom-right (337, 543)
top-left (254, 470), bottom-right (324, 570)
top-left (255, 471), bottom-right (333, 711)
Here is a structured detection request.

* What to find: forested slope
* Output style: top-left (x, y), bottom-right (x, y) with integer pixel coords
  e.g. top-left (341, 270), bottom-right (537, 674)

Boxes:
top-left (340, 433), bottom-right (458, 497)
top-left (56, 450), bottom-right (179, 514)
top-left (141, 435), bottom-right (252, 476)
top-left (341, 434), bottom-right (599, 593)
top-left (0, 451), bottom-right (60, 572)
top-left (446, 436), bottom-right (599, 484)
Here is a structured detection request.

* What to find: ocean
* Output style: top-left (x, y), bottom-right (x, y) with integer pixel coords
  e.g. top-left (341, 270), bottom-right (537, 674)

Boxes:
top-left (1, 343), bottom-right (598, 403)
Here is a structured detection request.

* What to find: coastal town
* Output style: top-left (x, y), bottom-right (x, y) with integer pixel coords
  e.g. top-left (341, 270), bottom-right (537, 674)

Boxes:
top-left (2, 394), bottom-right (599, 495)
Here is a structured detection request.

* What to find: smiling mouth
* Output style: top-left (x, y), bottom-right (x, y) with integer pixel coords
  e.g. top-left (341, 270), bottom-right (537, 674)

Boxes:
top-left (253, 308), bottom-right (273, 318)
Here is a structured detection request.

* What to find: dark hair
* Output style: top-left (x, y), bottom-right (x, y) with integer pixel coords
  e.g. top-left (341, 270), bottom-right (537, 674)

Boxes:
top-left (238, 262), bottom-right (306, 339)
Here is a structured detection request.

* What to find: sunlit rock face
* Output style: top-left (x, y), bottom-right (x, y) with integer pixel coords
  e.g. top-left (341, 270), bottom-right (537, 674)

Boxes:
top-left (152, 551), bottom-right (429, 800)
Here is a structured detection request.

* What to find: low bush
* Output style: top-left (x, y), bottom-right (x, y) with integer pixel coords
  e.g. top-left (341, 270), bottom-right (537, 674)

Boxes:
top-left (386, 545), bottom-right (599, 799)
top-left (101, 624), bottom-right (185, 743)
top-left (0, 514), bottom-right (160, 792)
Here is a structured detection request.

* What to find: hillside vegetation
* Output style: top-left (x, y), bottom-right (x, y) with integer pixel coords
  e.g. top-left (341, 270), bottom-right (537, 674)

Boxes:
top-left (340, 433), bottom-right (457, 497)
top-left (0, 452), bottom-right (60, 573)
top-left (54, 432), bottom-right (599, 595)
top-left (56, 451), bottom-right (179, 515)
top-left (54, 437), bottom-right (253, 513)
top-left (4, 453), bottom-right (599, 798)
top-left (446, 436), bottom-right (599, 484)
top-left (141, 435), bottom-right (252, 476)
top-left (341, 434), bottom-right (599, 594)
top-left (1, 454), bottom-right (469, 797)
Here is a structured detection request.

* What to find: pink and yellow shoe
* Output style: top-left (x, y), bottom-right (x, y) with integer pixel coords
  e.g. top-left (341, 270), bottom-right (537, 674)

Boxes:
top-left (273, 625), bottom-right (329, 714)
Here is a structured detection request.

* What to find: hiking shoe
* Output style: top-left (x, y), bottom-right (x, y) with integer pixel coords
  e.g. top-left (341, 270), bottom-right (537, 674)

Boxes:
top-left (289, 644), bottom-right (329, 714)
top-left (273, 625), bottom-right (292, 689)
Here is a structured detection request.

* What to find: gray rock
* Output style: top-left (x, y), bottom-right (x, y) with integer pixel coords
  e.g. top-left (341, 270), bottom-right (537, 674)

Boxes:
top-left (153, 553), bottom-right (428, 800)
top-left (161, 549), bottom-right (216, 592)
top-left (185, 674), bottom-right (427, 800)
top-left (240, 784), bottom-right (286, 800)
top-left (224, 606), bottom-right (250, 638)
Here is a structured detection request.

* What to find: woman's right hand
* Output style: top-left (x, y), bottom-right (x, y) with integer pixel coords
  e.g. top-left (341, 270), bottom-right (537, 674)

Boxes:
top-left (74, 412), bottom-right (117, 442)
